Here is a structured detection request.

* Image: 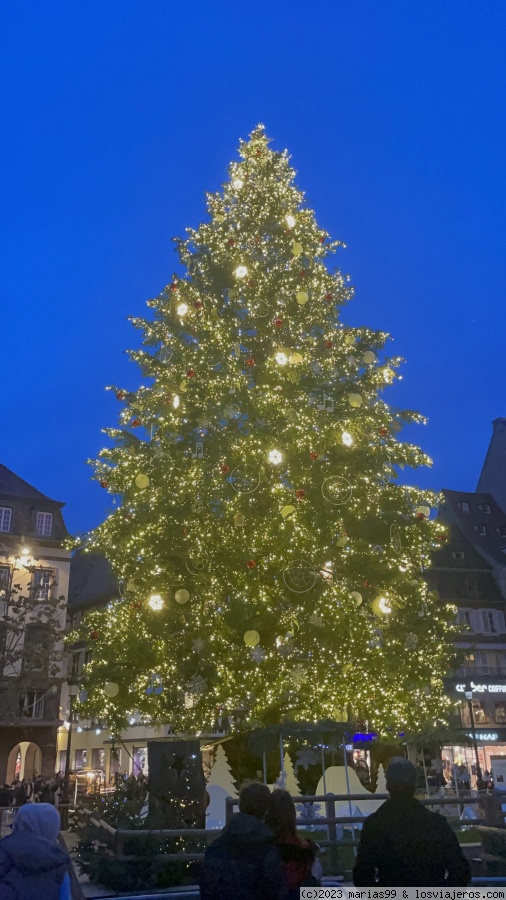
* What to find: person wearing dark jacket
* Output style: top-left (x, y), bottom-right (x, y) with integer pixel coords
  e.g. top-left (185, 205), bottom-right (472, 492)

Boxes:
top-left (200, 782), bottom-right (287, 900)
top-left (0, 802), bottom-right (71, 899)
top-left (353, 757), bottom-right (471, 887)
top-left (265, 789), bottom-right (320, 899)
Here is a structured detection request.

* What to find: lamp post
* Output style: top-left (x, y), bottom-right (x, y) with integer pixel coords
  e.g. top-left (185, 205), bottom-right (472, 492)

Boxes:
top-left (464, 681), bottom-right (485, 792)
top-left (60, 683), bottom-right (78, 823)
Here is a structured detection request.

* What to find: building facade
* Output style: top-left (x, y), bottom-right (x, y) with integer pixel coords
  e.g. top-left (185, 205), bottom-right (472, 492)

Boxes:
top-left (433, 488), bottom-right (506, 781)
top-left (0, 464), bottom-right (70, 782)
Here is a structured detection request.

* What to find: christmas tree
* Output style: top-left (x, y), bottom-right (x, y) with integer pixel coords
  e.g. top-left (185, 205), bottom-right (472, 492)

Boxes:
top-left (207, 744), bottom-right (238, 798)
top-left (275, 752), bottom-right (301, 796)
top-left (74, 125), bottom-right (458, 737)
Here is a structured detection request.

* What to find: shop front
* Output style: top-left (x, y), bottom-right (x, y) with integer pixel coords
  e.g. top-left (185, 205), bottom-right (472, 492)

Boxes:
top-left (443, 678), bottom-right (506, 788)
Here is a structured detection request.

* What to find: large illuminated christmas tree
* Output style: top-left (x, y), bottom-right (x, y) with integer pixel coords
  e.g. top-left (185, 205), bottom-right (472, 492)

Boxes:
top-left (75, 125), bottom-right (457, 737)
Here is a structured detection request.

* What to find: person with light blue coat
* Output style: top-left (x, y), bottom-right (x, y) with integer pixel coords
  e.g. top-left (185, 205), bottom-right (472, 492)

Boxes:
top-left (0, 802), bottom-right (70, 899)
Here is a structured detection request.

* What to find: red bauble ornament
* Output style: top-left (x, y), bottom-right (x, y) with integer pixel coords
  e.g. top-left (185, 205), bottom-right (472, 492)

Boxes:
top-left (296, 488), bottom-right (306, 500)
top-left (320, 237), bottom-right (326, 244)
top-left (182, 526), bottom-right (188, 534)
top-left (221, 464), bottom-right (230, 474)
top-left (246, 559), bottom-right (257, 569)
top-left (379, 428), bottom-right (388, 436)
top-left (436, 534), bottom-right (446, 543)
top-left (170, 282), bottom-right (178, 291)
top-left (228, 238), bottom-right (235, 246)
top-left (248, 280), bottom-right (255, 288)
top-left (256, 149), bottom-right (262, 157)
top-left (416, 513), bottom-right (426, 520)
top-left (131, 418), bottom-right (141, 428)
top-left (194, 301), bottom-right (203, 309)
top-left (299, 271), bottom-right (306, 278)
top-left (324, 293), bottom-right (333, 303)
top-left (116, 391), bottom-right (125, 401)
top-left (310, 451), bottom-right (318, 460)
top-left (100, 481), bottom-right (108, 489)
top-left (325, 340), bottom-right (333, 349)
top-left (274, 317), bottom-right (283, 327)
top-left (246, 357), bottom-right (255, 366)
top-left (362, 580), bottom-right (372, 589)
top-left (187, 368), bottom-right (196, 378)
top-left (124, 512), bottom-right (133, 520)
top-left (90, 630), bottom-right (100, 640)
top-left (132, 602), bottom-right (141, 610)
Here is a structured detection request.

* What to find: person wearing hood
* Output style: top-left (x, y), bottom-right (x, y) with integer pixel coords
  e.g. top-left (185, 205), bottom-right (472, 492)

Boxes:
top-left (199, 781), bottom-right (288, 900)
top-left (0, 802), bottom-right (71, 899)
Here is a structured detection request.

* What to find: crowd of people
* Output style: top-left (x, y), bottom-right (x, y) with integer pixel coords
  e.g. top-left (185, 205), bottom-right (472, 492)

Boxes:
top-left (0, 758), bottom-right (476, 897)
top-left (199, 758), bottom-right (471, 899)
top-left (0, 774), bottom-right (64, 811)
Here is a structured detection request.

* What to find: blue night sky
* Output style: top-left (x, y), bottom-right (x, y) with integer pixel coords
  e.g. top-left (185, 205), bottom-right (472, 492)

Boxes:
top-left (2, 1), bottom-right (505, 534)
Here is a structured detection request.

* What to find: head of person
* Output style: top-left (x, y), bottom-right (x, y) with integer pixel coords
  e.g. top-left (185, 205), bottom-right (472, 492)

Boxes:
top-left (238, 782), bottom-right (271, 820)
top-left (386, 757), bottom-right (417, 799)
top-left (12, 803), bottom-right (61, 842)
top-left (265, 788), bottom-right (297, 839)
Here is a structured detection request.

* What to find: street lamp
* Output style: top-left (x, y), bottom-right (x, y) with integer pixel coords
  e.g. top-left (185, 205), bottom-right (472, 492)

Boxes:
top-left (464, 681), bottom-right (485, 792)
top-left (60, 683), bottom-right (79, 821)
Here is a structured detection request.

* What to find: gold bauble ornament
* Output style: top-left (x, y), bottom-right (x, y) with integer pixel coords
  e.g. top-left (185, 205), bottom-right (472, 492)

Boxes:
top-left (296, 291), bottom-right (309, 305)
top-left (234, 513), bottom-right (245, 527)
top-left (336, 533), bottom-right (348, 547)
top-left (362, 351), bottom-right (376, 364)
top-left (351, 591), bottom-right (363, 606)
top-left (289, 352), bottom-right (303, 364)
top-left (103, 682), bottom-right (119, 698)
top-left (175, 588), bottom-right (190, 604)
top-left (292, 241), bottom-right (303, 256)
top-left (348, 393), bottom-right (363, 408)
top-left (244, 629), bottom-right (260, 647)
top-left (135, 473), bottom-right (150, 489)
top-left (281, 505), bottom-right (296, 519)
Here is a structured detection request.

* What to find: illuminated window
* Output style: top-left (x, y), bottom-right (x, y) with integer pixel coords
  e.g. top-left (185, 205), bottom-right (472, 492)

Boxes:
top-left (36, 512), bottom-right (53, 537)
top-left (0, 566), bottom-right (10, 599)
top-left (479, 503), bottom-right (491, 514)
top-left (458, 501), bottom-right (470, 513)
top-left (474, 524), bottom-right (487, 536)
top-left (33, 569), bottom-right (53, 601)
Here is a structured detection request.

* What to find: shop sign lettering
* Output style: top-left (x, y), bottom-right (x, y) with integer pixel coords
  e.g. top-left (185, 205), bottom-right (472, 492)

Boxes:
top-left (456, 682), bottom-right (506, 694)
top-left (465, 732), bottom-right (499, 741)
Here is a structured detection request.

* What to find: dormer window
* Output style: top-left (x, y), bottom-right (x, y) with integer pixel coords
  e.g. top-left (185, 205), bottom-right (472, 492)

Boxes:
top-left (458, 501), bottom-right (470, 513)
top-left (474, 524), bottom-right (487, 536)
top-left (479, 503), bottom-right (491, 514)
top-left (498, 526), bottom-right (506, 537)
top-left (0, 508), bottom-right (12, 533)
top-left (452, 551), bottom-right (465, 560)
top-left (35, 512), bottom-right (53, 538)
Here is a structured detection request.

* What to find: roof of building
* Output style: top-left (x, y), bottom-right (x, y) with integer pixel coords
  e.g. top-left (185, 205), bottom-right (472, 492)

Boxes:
top-left (0, 463), bottom-right (64, 507)
top-left (69, 549), bottom-right (118, 610)
top-left (440, 489), bottom-right (506, 567)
